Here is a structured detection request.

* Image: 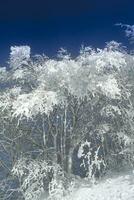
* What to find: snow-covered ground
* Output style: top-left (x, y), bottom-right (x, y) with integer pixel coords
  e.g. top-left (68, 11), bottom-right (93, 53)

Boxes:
top-left (66, 170), bottom-right (134, 200)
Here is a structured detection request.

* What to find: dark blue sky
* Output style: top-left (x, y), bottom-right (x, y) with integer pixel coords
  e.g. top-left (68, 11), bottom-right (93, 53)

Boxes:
top-left (0, 0), bottom-right (134, 65)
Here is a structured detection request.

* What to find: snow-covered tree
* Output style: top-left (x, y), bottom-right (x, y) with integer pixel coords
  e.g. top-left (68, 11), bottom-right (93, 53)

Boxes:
top-left (10, 46), bottom-right (31, 69)
top-left (1, 43), bottom-right (134, 199)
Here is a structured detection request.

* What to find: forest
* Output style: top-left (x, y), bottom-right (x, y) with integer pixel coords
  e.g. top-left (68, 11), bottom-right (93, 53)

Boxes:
top-left (0, 40), bottom-right (134, 200)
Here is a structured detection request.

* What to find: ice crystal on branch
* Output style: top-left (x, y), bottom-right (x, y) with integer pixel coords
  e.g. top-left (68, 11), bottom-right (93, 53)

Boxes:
top-left (12, 89), bottom-right (58, 118)
top-left (97, 75), bottom-right (121, 99)
top-left (10, 46), bottom-right (31, 69)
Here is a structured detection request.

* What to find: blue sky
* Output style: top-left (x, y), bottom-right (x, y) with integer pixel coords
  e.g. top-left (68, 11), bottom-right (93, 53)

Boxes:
top-left (0, 0), bottom-right (134, 65)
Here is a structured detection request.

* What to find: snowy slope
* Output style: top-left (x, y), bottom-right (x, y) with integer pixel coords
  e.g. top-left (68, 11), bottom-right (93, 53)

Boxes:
top-left (66, 171), bottom-right (134, 200)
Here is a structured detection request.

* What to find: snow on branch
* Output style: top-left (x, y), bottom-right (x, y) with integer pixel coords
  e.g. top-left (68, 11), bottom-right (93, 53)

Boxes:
top-left (0, 43), bottom-right (130, 120)
top-left (97, 75), bottom-right (121, 99)
top-left (10, 46), bottom-right (31, 69)
top-left (12, 88), bottom-right (58, 119)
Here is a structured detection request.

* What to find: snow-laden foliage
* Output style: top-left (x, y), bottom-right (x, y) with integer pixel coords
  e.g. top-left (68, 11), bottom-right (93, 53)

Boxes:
top-left (12, 88), bottom-right (58, 118)
top-left (12, 157), bottom-right (73, 200)
top-left (12, 157), bottom-right (48, 200)
top-left (10, 46), bottom-right (31, 69)
top-left (12, 158), bottom-right (51, 200)
top-left (77, 140), bottom-right (106, 180)
top-left (0, 42), bottom-right (127, 119)
top-left (1, 41), bottom-right (134, 200)
top-left (97, 75), bottom-right (121, 99)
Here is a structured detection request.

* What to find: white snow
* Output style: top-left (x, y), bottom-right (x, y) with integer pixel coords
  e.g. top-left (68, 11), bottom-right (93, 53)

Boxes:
top-left (65, 171), bottom-right (134, 200)
top-left (12, 89), bottom-right (58, 118)
top-left (10, 46), bottom-right (31, 68)
top-left (97, 75), bottom-right (121, 99)
top-left (77, 140), bottom-right (91, 158)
